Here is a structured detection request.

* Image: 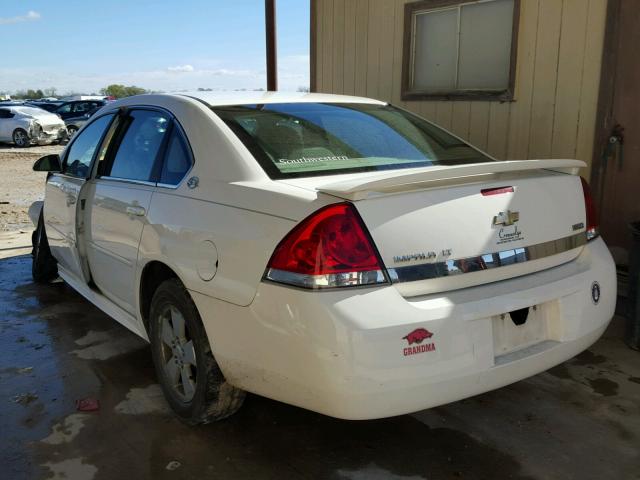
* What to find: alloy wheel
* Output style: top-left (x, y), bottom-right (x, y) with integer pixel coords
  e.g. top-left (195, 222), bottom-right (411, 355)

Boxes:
top-left (159, 305), bottom-right (198, 402)
top-left (14, 130), bottom-right (28, 147)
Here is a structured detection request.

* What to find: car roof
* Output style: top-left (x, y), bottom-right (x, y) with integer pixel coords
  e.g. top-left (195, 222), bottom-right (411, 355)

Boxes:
top-left (4, 105), bottom-right (51, 114)
top-left (174, 91), bottom-right (387, 107)
top-left (0, 101), bottom-right (26, 107)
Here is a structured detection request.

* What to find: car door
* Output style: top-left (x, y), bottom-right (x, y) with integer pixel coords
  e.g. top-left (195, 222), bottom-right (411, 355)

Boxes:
top-left (84, 108), bottom-right (171, 315)
top-left (0, 108), bottom-right (13, 140)
top-left (44, 113), bottom-right (116, 281)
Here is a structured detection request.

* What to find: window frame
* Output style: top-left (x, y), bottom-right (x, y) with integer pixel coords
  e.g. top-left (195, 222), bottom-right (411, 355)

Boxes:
top-left (401, 0), bottom-right (520, 101)
top-left (98, 107), bottom-right (174, 186)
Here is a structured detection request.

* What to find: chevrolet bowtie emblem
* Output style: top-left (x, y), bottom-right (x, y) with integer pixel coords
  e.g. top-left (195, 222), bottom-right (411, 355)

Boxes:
top-left (493, 210), bottom-right (520, 226)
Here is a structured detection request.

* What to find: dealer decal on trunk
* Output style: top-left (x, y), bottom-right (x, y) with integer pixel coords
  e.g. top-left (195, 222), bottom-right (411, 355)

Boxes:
top-left (493, 210), bottom-right (525, 245)
top-left (402, 328), bottom-right (436, 356)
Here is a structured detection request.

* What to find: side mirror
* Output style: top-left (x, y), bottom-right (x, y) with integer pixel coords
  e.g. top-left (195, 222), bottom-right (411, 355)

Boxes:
top-left (33, 154), bottom-right (61, 172)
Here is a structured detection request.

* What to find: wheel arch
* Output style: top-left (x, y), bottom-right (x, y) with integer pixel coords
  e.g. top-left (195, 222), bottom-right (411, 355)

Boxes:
top-left (139, 260), bottom-right (183, 332)
top-left (12, 126), bottom-right (30, 144)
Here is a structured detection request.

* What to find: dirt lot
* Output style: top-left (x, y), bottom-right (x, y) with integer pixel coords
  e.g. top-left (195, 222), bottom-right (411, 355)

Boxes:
top-left (0, 143), bottom-right (64, 232)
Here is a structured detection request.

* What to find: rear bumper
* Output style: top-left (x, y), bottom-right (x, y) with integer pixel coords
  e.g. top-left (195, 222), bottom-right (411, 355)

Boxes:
top-left (191, 237), bottom-right (616, 419)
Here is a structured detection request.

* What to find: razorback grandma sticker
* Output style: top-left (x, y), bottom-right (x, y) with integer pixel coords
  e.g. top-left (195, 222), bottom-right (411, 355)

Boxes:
top-left (402, 328), bottom-right (436, 356)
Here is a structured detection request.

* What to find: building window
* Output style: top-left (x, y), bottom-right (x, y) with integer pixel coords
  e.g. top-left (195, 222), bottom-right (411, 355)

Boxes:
top-left (402, 0), bottom-right (520, 100)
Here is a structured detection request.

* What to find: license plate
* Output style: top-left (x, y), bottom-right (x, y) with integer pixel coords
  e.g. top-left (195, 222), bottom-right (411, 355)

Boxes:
top-left (492, 305), bottom-right (548, 356)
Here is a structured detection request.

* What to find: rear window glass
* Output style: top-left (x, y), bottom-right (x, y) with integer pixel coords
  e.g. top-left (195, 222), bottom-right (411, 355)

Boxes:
top-left (212, 103), bottom-right (493, 179)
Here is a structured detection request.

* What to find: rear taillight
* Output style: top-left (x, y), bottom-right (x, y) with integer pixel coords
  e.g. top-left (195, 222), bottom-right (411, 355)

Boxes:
top-left (264, 203), bottom-right (388, 289)
top-left (580, 177), bottom-right (599, 241)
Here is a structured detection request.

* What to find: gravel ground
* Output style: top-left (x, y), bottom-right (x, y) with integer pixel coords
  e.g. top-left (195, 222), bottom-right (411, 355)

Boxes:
top-left (0, 143), bottom-right (64, 232)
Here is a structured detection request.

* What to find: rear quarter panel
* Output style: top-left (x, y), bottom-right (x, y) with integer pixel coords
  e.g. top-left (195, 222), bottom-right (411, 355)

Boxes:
top-left (139, 190), bottom-right (298, 307)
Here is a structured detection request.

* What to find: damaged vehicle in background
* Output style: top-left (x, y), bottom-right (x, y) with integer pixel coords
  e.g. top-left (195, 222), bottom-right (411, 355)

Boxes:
top-left (0, 105), bottom-right (67, 147)
top-left (29, 92), bottom-right (616, 424)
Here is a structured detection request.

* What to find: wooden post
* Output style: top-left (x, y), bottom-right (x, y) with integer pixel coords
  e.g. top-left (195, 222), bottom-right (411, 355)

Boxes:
top-left (265, 0), bottom-right (277, 91)
top-left (310, 0), bottom-right (316, 92)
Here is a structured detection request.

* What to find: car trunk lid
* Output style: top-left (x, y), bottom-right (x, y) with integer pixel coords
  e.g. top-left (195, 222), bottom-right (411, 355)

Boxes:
top-left (282, 160), bottom-right (588, 297)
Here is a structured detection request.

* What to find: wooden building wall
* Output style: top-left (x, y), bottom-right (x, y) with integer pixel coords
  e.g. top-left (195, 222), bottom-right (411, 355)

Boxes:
top-left (312, 0), bottom-right (608, 176)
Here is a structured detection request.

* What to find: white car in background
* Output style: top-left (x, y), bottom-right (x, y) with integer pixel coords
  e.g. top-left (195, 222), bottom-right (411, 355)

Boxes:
top-left (0, 105), bottom-right (67, 147)
top-left (30, 92), bottom-right (616, 424)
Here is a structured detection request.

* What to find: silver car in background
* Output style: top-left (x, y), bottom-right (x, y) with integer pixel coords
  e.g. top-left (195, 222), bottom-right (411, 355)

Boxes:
top-left (0, 105), bottom-right (67, 147)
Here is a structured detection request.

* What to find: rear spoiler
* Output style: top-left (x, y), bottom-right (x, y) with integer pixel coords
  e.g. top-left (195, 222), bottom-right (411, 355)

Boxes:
top-left (317, 159), bottom-right (586, 200)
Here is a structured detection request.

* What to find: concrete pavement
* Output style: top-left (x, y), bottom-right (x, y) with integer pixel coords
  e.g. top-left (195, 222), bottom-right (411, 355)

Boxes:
top-left (1, 252), bottom-right (639, 480)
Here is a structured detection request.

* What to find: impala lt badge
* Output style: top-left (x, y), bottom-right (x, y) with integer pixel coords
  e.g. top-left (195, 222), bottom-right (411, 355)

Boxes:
top-left (393, 252), bottom-right (436, 263)
top-left (493, 210), bottom-right (519, 227)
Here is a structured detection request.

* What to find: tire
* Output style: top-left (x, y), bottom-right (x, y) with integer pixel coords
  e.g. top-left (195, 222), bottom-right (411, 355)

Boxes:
top-left (13, 128), bottom-right (30, 148)
top-left (32, 213), bottom-right (58, 283)
top-left (149, 278), bottom-right (245, 424)
top-left (67, 125), bottom-right (78, 137)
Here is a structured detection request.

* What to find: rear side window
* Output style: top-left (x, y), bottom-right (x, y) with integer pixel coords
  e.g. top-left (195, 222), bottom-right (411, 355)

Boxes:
top-left (63, 114), bottom-right (114, 178)
top-left (108, 110), bottom-right (169, 182)
top-left (213, 103), bottom-right (493, 179)
top-left (159, 129), bottom-right (192, 185)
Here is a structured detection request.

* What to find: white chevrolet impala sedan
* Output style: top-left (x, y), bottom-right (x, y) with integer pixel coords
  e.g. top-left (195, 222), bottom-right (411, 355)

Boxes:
top-left (30, 92), bottom-right (616, 423)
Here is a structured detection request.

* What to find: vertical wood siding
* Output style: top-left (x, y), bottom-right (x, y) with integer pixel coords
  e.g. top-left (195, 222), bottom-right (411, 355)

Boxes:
top-left (313, 0), bottom-right (607, 176)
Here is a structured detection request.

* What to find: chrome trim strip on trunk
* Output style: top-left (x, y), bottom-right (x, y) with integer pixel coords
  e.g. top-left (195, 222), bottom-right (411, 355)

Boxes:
top-left (387, 233), bottom-right (587, 283)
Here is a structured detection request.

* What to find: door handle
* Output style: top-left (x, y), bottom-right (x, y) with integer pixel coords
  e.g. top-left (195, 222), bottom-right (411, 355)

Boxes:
top-left (125, 205), bottom-right (146, 216)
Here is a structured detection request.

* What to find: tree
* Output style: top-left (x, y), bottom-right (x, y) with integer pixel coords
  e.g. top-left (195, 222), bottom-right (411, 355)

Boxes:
top-left (22, 89), bottom-right (44, 99)
top-left (43, 87), bottom-right (57, 98)
top-left (100, 84), bottom-right (147, 99)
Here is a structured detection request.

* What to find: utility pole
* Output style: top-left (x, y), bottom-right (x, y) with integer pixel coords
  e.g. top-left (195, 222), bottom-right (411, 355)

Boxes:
top-left (265, 0), bottom-right (278, 91)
